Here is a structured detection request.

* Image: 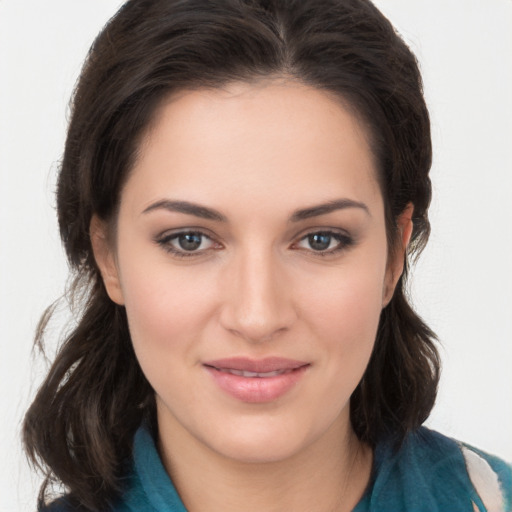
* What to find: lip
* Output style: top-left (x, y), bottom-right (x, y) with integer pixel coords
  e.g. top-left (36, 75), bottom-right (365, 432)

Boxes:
top-left (203, 357), bottom-right (309, 373)
top-left (203, 357), bottom-right (310, 403)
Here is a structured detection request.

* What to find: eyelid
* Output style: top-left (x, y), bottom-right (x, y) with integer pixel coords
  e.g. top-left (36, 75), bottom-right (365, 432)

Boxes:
top-left (291, 228), bottom-right (355, 256)
top-left (154, 226), bottom-right (355, 259)
top-left (292, 226), bottom-right (352, 242)
top-left (154, 228), bottom-right (222, 257)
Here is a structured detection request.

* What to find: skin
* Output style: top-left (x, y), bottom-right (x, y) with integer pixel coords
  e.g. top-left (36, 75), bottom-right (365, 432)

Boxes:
top-left (92, 80), bottom-right (412, 512)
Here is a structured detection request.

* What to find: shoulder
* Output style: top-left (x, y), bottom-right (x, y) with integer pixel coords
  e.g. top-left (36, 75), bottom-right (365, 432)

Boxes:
top-left (37, 485), bottom-right (138, 512)
top-left (458, 441), bottom-right (512, 512)
top-left (39, 495), bottom-right (135, 512)
top-left (372, 427), bottom-right (511, 512)
top-left (414, 428), bottom-right (511, 504)
top-left (38, 497), bottom-right (74, 512)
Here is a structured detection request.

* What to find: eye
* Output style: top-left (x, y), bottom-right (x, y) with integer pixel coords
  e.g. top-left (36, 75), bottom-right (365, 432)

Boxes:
top-left (156, 230), bottom-right (218, 257)
top-left (295, 230), bottom-right (354, 255)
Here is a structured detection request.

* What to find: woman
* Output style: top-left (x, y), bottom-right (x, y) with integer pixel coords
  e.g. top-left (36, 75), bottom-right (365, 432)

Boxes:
top-left (23, 0), bottom-right (511, 511)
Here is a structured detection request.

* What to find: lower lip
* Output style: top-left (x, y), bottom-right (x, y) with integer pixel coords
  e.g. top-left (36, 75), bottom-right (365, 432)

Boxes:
top-left (204, 365), bottom-right (309, 403)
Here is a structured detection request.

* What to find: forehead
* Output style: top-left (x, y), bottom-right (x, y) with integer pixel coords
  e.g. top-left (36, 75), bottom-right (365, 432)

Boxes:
top-left (125, 80), bottom-right (382, 217)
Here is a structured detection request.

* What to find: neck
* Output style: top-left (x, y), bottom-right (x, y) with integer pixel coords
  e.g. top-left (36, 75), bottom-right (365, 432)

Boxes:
top-left (157, 413), bottom-right (373, 512)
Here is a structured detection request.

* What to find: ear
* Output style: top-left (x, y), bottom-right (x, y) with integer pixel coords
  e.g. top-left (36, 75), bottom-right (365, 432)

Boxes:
top-left (382, 203), bottom-right (414, 307)
top-left (90, 215), bottom-right (125, 305)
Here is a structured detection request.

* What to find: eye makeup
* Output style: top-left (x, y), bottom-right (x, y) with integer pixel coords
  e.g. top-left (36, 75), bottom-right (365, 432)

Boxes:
top-left (154, 228), bottom-right (355, 259)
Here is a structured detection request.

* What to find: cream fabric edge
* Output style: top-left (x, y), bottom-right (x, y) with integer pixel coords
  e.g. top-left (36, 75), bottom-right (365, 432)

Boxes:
top-left (461, 445), bottom-right (505, 512)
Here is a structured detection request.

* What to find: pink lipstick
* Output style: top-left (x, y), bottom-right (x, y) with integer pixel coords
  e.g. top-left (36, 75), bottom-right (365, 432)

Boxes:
top-left (203, 357), bottom-right (309, 403)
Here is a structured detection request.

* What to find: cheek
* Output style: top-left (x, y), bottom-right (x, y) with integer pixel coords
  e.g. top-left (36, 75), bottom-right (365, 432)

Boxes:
top-left (299, 253), bottom-right (386, 364)
top-left (118, 253), bottom-right (218, 369)
top-left (308, 258), bottom-right (384, 323)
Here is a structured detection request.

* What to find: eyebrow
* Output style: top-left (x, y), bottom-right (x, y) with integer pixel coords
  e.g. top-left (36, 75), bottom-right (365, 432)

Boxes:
top-left (290, 198), bottom-right (370, 221)
top-left (142, 200), bottom-right (228, 221)
top-left (141, 198), bottom-right (370, 222)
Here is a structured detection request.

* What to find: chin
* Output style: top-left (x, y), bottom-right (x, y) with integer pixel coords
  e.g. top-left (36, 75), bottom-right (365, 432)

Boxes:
top-left (213, 435), bottom-right (306, 464)
top-left (201, 415), bottom-right (320, 464)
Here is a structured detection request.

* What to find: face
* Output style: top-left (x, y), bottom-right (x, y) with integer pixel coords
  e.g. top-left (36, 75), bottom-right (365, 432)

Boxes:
top-left (93, 80), bottom-right (409, 464)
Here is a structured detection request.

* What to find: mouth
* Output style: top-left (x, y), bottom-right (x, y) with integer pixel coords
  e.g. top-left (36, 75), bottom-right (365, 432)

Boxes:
top-left (202, 357), bottom-right (310, 403)
top-left (208, 368), bottom-right (299, 378)
top-left (203, 356), bottom-right (310, 374)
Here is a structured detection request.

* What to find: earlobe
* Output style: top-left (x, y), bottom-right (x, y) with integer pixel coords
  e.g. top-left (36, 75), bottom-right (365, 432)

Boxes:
top-left (90, 215), bottom-right (125, 305)
top-left (382, 203), bottom-right (414, 307)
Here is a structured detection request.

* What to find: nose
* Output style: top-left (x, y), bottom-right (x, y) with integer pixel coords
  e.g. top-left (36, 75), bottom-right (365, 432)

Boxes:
top-left (219, 247), bottom-right (297, 343)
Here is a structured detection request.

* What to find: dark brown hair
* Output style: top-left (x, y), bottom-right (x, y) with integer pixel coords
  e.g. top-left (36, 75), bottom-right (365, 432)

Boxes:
top-left (23, 0), bottom-right (439, 510)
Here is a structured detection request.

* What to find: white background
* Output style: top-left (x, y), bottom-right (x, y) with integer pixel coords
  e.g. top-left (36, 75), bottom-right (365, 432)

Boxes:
top-left (1, 1), bottom-right (511, 511)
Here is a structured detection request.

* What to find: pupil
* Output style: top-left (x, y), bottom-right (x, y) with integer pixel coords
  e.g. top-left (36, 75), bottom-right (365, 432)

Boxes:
top-left (179, 233), bottom-right (202, 251)
top-left (309, 233), bottom-right (331, 251)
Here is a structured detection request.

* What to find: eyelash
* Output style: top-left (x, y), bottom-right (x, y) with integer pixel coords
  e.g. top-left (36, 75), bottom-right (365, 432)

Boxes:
top-left (155, 230), bottom-right (354, 259)
top-left (155, 230), bottom-right (220, 259)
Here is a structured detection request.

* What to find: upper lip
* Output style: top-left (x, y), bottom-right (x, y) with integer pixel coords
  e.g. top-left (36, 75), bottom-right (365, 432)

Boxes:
top-left (203, 357), bottom-right (309, 373)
